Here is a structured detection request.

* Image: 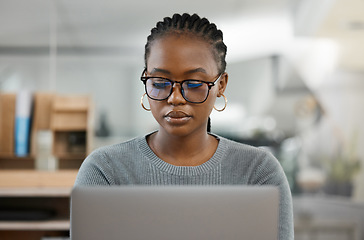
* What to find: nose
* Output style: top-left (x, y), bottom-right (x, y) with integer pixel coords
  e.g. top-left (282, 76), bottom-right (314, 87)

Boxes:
top-left (167, 83), bottom-right (186, 105)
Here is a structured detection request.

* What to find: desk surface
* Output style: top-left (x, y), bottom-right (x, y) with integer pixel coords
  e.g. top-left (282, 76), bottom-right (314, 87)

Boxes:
top-left (0, 187), bottom-right (72, 197)
top-left (0, 170), bottom-right (78, 190)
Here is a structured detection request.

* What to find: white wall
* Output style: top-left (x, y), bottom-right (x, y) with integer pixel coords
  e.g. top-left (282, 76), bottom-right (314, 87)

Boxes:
top-left (227, 57), bottom-right (275, 115)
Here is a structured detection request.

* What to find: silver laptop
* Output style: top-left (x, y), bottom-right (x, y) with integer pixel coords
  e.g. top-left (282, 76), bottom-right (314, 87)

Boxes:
top-left (71, 186), bottom-right (279, 240)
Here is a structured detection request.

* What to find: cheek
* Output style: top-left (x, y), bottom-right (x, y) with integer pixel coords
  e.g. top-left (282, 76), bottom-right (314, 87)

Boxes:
top-left (148, 100), bottom-right (171, 126)
top-left (198, 95), bottom-right (217, 117)
top-left (206, 89), bottom-right (218, 108)
top-left (148, 100), bottom-right (162, 117)
top-left (193, 88), bottom-right (219, 117)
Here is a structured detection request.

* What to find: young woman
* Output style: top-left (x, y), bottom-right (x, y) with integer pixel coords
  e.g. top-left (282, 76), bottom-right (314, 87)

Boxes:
top-left (75, 13), bottom-right (294, 239)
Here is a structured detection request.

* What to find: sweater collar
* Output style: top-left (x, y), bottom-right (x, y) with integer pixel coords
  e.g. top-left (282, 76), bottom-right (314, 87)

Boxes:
top-left (138, 132), bottom-right (228, 176)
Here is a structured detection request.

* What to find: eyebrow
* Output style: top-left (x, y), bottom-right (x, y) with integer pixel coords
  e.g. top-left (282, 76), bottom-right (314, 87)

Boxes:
top-left (150, 67), bottom-right (207, 75)
top-left (185, 68), bottom-right (207, 74)
top-left (150, 68), bottom-right (170, 74)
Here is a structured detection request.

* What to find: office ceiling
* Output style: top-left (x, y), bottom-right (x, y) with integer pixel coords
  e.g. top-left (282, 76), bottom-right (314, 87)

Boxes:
top-left (0, 0), bottom-right (363, 71)
top-left (316, 0), bottom-right (364, 71)
top-left (0, 0), bottom-right (283, 47)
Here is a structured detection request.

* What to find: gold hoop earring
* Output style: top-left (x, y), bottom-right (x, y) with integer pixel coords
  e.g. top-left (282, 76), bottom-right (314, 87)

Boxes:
top-left (214, 94), bottom-right (227, 112)
top-left (141, 93), bottom-right (151, 111)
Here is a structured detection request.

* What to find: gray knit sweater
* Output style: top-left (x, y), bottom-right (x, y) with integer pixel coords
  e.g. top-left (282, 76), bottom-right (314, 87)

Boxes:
top-left (75, 133), bottom-right (294, 239)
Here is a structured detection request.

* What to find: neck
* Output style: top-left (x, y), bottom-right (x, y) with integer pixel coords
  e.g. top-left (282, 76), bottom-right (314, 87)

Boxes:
top-left (147, 129), bottom-right (218, 166)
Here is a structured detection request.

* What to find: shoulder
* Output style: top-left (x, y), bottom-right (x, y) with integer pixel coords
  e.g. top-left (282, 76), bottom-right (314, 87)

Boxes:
top-left (83, 135), bottom-right (145, 166)
top-left (74, 135), bottom-right (146, 186)
top-left (216, 134), bottom-right (275, 162)
top-left (94, 136), bottom-right (140, 154)
top-left (215, 134), bottom-right (285, 183)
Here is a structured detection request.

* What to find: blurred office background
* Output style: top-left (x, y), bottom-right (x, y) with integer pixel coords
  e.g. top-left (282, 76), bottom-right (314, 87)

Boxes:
top-left (0, 0), bottom-right (364, 239)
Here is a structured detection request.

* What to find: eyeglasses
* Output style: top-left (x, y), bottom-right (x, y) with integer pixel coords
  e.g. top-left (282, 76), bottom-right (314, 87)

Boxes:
top-left (140, 70), bottom-right (222, 104)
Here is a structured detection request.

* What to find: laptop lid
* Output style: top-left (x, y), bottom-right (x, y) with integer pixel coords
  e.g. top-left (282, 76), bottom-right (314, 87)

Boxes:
top-left (71, 186), bottom-right (279, 240)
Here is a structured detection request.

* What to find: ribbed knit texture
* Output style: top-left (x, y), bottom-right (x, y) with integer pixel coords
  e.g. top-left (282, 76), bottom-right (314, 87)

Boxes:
top-left (75, 133), bottom-right (294, 240)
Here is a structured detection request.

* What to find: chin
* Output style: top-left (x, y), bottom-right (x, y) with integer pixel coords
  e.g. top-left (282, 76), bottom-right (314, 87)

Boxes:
top-left (160, 124), bottom-right (206, 139)
top-left (162, 126), bottom-right (191, 137)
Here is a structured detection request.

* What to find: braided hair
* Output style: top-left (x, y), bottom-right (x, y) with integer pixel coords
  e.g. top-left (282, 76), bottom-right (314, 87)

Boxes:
top-left (144, 13), bottom-right (227, 74)
top-left (144, 13), bottom-right (227, 132)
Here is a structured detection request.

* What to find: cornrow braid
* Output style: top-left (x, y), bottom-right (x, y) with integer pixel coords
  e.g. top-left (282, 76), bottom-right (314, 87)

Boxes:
top-left (144, 13), bottom-right (227, 74)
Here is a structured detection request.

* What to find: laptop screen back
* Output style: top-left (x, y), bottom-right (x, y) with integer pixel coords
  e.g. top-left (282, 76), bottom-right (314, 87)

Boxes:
top-left (71, 186), bottom-right (279, 240)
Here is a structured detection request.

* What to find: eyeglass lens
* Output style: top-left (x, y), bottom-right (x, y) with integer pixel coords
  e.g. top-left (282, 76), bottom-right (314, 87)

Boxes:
top-left (145, 78), bottom-right (209, 103)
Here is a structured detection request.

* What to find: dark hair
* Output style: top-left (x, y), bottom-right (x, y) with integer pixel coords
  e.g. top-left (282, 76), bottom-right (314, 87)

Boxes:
top-left (144, 13), bottom-right (227, 132)
top-left (144, 13), bottom-right (227, 74)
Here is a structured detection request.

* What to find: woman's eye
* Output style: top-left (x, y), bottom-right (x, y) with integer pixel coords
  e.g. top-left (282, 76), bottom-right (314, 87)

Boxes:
top-left (186, 81), bottom-right (203, 89)
top-left (152, 80), bottom-right (171, 89)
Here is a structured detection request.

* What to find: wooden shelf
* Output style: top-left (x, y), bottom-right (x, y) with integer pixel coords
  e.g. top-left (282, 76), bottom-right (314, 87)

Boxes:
top-left (1, 75), bottom-right (90, 240)
top-left (0, 156), bottom-right (84, 170)
top-left (0, 170), bottom-right (76, 239)
top-left (56, 153), bottom-right (86, 160)
top-left (0, 219), bottom-right (69, 231)
top-left (0, 154), bottom-right (34, 160)
top-left (0, 157), bottom-right (35, 169)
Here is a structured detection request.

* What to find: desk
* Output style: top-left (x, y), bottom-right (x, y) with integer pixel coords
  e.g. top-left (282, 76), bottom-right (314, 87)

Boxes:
top-left (293, 195), bottom-right (364, 240)
top-left (0, 170), bottom-right (77, 240)
top-left (295, 218), bottom-right (359, 240)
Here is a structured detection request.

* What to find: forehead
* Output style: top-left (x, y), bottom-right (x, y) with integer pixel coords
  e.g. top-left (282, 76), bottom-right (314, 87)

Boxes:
top-left (147, 34), bottom-right (218, 75)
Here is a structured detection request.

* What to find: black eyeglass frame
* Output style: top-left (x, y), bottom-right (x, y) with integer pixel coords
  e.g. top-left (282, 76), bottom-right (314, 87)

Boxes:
top-left (140, 69), bottom-right (223, 104)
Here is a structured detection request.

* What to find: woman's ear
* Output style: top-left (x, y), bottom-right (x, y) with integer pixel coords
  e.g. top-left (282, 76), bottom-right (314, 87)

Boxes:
top-left (217, 72), bottom-right (228, 97)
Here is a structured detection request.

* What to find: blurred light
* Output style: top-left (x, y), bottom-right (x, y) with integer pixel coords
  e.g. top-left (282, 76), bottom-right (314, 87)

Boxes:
top-left (210, 103), bottom-right (246, 132)
top-left (285, 38), bottom-right (339, 90)
top-left (1, 73), bottom-right (22, 91)
top-left (221, 16), bottom-right (293, 62)
top-left (263, 116), bottom-right (277, 131)
top-left (296, 167), bottom-right (326, 192)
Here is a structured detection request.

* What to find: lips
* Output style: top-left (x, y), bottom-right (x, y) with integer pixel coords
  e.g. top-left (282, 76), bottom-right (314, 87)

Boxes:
top-left (164, 110), bottom-right (192, 124)
top-left (165, 111), bottom-right (190, 118)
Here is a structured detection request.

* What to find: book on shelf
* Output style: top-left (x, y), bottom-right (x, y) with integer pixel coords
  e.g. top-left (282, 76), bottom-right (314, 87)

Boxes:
top-left (30, 92), bottom-right (55, 157)
top-left (0, 93), bottom-right (16, 155)
top-left (14, 90), bottom-right (33, 157)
